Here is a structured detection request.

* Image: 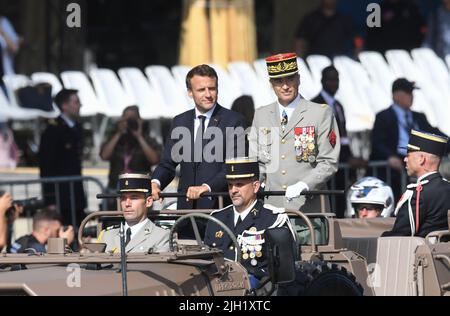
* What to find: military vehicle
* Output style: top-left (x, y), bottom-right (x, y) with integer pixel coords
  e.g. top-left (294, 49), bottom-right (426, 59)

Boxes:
top-left (0, 207), bottom-right (448, 296)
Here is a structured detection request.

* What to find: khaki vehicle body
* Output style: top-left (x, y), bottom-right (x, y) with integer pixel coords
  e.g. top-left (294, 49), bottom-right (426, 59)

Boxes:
top-left (0, 210), bottom-right (448, 296)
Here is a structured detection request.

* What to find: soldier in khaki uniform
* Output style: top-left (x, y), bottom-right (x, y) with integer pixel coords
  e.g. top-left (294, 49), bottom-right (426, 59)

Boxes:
top-left (249, 53), bottom-right (340, 212)
top-left (98, 174), bottom-right (169, 253)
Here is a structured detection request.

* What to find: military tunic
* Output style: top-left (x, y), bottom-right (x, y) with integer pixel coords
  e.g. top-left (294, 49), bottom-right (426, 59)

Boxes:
top-left (204, 200), bottom-right (291, 278)
top-left (249, 98), bottom-right (340, 212)
top-left (98, 220), bottom-right (170, 253)
top-left (382, 172), bottom-right (450, 237)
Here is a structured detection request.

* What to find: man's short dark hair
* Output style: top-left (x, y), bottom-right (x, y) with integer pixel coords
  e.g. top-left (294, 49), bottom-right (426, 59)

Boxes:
top-left (54, 89), bottom-right (78, 110)
top-left (321, 65), bottom-right (338, 79)
top-left (185, 64), bottom-right (218, 90)
top-left (32, 209), bottom-right (62, 231)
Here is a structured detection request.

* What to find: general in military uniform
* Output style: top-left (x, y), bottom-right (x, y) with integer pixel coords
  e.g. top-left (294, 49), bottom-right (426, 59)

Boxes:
top-left (382, 130), bottom-right (450, 237)
top-left (38, 89), bottom-right (86, 226)
top-left (204, 158), bottom-right (294, 283)
top-left (249, 53), bottom-right (340, 212)
top-left (98, 174), bottom-right (170, 253)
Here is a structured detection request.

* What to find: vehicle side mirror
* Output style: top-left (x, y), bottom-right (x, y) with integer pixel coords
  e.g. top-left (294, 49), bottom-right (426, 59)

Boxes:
top-left (265, 227), bottom-right (296, 284)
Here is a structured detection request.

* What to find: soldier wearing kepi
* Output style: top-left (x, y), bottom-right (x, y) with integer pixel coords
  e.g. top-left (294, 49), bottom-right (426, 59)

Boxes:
top-left (204, 158), bottom-right (294, 287)
top-left (382, 130), bottom-right (450, 237)
top-left (249, 53), bottom-right (340, 212)
top-left (98, 174), bottom-right (170, 253)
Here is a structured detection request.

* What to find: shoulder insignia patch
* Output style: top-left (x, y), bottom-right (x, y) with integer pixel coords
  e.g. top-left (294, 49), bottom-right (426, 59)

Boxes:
top-left (106, 224), bottom-right (120, 231)
top-left (328, 130), bottom-right (337, 148)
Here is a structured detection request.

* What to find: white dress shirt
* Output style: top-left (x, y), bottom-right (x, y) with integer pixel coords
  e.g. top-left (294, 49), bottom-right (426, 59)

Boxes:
top-left (194, 104), bottom-right (216, 141)
top-left (124, 218), bottom-right (149, 241)
top-left (233, 199), bottom-right (257, 226)
top-left (277, 94), bottom-right (300, 122)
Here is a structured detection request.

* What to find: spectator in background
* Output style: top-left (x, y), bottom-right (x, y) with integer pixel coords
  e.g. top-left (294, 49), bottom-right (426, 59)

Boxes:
top-left (424, 0), bottom-right (450, 59)
top-left (370, 78), bottom-right (449, 201)
top-left (10, 209), bottom-right (74, 253)
top-left (295, 0), bottom-right (354, 58)
top-left (0, 121), bottom-right (19, 169)
top-left (345, 177), bottom-right (394, 218)
top-left (38, 89), bottom-right (86, 227)
top-left (100, 105), bottom-right (160, 209)
top-left (311, 66), bottom-right (367, 217)
top-left (0, 14), bottom-right (21, 76)
top-left (366, 0), bottom-right (425, 53)
top-left (0, 191), bottom-right (23, 252)
top-left (231, 95), bottom-right (255, 127)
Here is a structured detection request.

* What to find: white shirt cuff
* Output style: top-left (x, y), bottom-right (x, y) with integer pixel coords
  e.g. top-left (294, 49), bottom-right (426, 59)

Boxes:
top-left (151, 179), bottom-right (161, 188)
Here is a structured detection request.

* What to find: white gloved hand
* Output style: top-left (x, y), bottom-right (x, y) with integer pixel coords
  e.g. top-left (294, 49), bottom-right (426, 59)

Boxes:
top-left (285, 181), bottom-right (309, 201)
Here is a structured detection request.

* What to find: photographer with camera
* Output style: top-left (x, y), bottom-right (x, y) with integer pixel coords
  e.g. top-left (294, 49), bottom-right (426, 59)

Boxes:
top-left (10, 209), bottom-right (74, 253)
top-left (0, 191), bottom-right (23, 252)
top-left (100, 106), bottom-right (160, 209)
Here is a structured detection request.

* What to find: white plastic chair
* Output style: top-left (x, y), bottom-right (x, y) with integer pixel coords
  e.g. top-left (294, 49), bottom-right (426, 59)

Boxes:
top-left (171, 65), bottom-right (195, 109)
top-left (146, 65), bottom-right (191, 115)
top-left (446, 54), bottom-right (450, 71)
top-left (297, 57), bottom-right (320, 100)
top-left (2, 74), bottom-right (58, 119)
top-left (227, 61), bottom-right (275, 108)
top-left (31, 72), bottom-right (63, 96)
top-left (385, 49), bottom-right (448, 134)
top-left (89, 68), bottom-right (135, 118)
top-left (411, 48), bottom-right (450, 100)
top-left (60, 71), bottom-right (106, 117)
top-left (118, 67), bottom-right (169, 119)
top-left (306, 55), bottom-right (332, 88)
top-left (359, 51), bottom-right (396, 96)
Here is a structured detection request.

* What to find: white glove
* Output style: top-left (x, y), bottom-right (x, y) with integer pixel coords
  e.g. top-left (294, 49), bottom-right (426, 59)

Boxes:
top-left (285, 181), bottom-right (309, 201)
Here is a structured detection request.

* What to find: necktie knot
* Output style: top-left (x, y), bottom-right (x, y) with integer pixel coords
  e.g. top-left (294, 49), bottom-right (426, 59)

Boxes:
top-left (281, 110), bottom-right (288, 130)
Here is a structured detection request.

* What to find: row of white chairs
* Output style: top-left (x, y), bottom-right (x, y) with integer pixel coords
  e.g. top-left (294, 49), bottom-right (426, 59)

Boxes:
top-left (1, 48), bottom-right (450, 135)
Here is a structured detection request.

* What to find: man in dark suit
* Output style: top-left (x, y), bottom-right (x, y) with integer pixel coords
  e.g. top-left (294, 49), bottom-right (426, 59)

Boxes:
top-left (204, 158), bottom-right (293, 287)
top-left (371, 78), bottom-right (449, 201)
top-left (38, 89), bottom-right (86, 226)
top-left (311, 65), bottom-right (366, 217)
top-left (382, 130), bottom-right (450, 237)
top-left (151, 64), bottom-right (247, 209)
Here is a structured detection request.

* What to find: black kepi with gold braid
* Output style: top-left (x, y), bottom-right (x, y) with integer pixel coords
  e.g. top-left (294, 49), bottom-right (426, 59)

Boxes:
top-left (265, 52), bottom-right (299, 78)
top-left (118, 173), bottom-right (152, 193)
top-left (407, 130), bottom-right (448, 157)
top-left (225, 158), bottom-right (260, 180)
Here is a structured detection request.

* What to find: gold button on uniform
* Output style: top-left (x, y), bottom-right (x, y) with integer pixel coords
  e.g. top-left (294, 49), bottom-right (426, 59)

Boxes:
top-left (229, 246), bottom-right (234, 250)
top-left (282, 185), bottom-right (287, 190)
top-left (281, 139), bottom-right (286, 144)
top-left (281, 155), bottom-right (286, 160)
top-left (282, 170), bottom-right (286, 175)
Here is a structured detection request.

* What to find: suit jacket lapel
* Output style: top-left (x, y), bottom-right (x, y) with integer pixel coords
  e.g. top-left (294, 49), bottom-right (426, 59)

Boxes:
top-left (207, 104), bottom-right (221, 129)
top-left (126, 221), bottom-right (154, 253)
top-left (283, 98), bottom-right (307, 137)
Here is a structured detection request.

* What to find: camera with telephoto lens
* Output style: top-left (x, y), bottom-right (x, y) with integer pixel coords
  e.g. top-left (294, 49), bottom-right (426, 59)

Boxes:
top-left (0, 190), bottom-right (45, 221)
top-left (127, 118), bottom-right (139, 132)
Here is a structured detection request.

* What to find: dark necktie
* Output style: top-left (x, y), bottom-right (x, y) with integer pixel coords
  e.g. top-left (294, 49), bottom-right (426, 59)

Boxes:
top-left (235, 216), bottom-right (242, 228)
top-left (281, 110), bottom-right (288, 132)
top-left (194, 115), bottom-right (206, 162)
top-left (125, 228), bottom-right (132, 247)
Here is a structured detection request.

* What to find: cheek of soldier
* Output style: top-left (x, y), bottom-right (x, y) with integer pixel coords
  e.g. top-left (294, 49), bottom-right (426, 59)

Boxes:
top-left (405, 152), bottom-right (420, 177)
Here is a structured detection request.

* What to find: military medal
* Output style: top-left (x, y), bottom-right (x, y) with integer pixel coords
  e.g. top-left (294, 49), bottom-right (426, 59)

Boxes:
top-left (251, 259), bottom-right (258, 266)
top-left (237, 228), bottom-right (266, 265)
top-left (256, 251), bottom-right (262, 258)
top-left (242, 253), bottom-right (249, 260)
top-left (255, 245), bottom-right (262, 252)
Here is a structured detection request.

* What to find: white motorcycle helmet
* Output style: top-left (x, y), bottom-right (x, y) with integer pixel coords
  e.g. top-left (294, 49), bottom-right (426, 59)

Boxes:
top-left (345, 177), bottom-right (394, 218)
